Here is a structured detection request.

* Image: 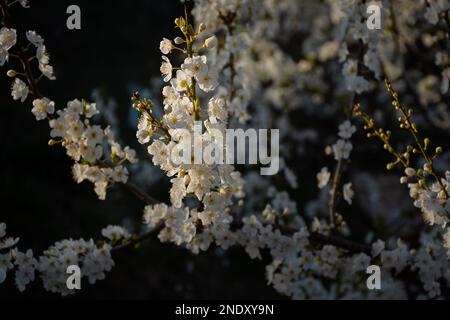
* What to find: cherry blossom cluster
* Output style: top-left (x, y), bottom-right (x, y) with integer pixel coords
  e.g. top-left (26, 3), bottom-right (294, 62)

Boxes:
top-left (0, 27), bottom-right (16, 66)
top-left (0, 222), bottom-right (128, 295)
top-left (137, 15), bottom-right (246, 250)
top-left (192, 1), bottom-right (254, 124)
top-left (188, 0), bottom-right (450, 298)
top-left (3, 24), bottom-right (138, 200)
top-left (38, 236), bottom-right (115, 295)
top-left (52, 98), bottom-right (137, 200)
top-left (141, 42), bottom-right (450, 297)
top-left (317, 120), bottom-right (356, 218)
top-left (243, 213), bottom-right (450, 299)
top-left (0, 222), bottom-right (37, 292)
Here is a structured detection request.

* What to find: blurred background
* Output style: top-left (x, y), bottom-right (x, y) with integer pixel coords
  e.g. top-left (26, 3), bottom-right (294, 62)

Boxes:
top-left (0, 0), bottom-right (283, 299)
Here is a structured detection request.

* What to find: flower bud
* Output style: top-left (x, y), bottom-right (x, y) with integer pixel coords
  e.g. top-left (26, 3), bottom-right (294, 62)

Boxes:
top-left (198, 23), bottom-right (206, 33)
top-left (404, 167), bottom-right (416, 177)
top-left (174, 37), bottom-right (184, 45)
top-left (7, 70), bottom-right (17, 77)
top-left (438, 190), bottom-right (447, 199)
top-left (175, 17), bottom-right (182, 27)
top-left (204, 35), bottom-right (217, 49)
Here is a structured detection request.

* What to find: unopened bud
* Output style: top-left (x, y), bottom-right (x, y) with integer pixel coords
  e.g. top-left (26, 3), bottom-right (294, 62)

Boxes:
top-left (7, 70), bottom-right (17, 77)
top-left (423, 163), bottom-right (432, 173)
top-left (204, 35), bottom-right (217, 49)
top-left (198, 23), bottom-right (206, 33)
top-left (436, 146), bottom-right (442, 155)
top-left (132, 91), bottom-right (140, 101)
top-left (405, 167), bottom-right (416, 177)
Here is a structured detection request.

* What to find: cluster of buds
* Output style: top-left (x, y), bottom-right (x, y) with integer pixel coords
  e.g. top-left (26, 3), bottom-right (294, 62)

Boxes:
top-left (354, 81), bottom-right (447, 195)
top-left (385, 80), bottom-right (448, 198)
top-left (353, 103), bottom-right (411, 171)
top-left (132, 92), bottom-right (170, 143)
top-left (353, 80), bottom-right (450, 232)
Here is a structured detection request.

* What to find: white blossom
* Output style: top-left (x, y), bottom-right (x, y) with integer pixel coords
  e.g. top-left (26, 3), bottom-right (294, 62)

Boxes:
top-left (332, 139), bottom-right (353, 160)
top-left (26, 30), bottom-right (44, 47)
top-left (101, 225), bottom-right (130, 241)
top-left (317, 167), bottom-right (331, 189)
top-left (0, 27), bottom-right (17, 50)
top-left (338, 121), bottom-right (356, 139)
top-left (342, 182), bottom-right (354, 205)
top-left (160, 38), bottom-right (173, 55)
top-left (32, 97), bottom-right (55, 120)
top-left (204, 35), bottom-right (217, 49)
top-left (11, 78), bottom-right (29, 102)
top-left (160, 56), bottom-right (173, 82)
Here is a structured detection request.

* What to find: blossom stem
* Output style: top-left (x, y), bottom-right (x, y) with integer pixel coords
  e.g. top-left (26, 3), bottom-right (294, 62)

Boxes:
top-left (309, 232), bottom-right (371, 255)
top-left (111, 223), bottom-right (164, 252)
top-left (327, 39), bottom-right (363, 226)
top-left (328, 158), bottom-right (342, 226)
top-left (183, 4), bottom-right (200, 121)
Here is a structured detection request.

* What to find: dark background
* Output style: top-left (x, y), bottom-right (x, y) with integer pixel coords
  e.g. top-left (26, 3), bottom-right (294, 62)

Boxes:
top-left (0, 0), bottom-right (283, 299)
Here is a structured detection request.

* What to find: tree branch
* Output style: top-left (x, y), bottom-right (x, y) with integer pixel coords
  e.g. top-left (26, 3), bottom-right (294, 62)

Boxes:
top-left (310, 232), bottom-right (371, 255)
top-left (122, 182), bottom-right (159, 205)
top-left (327, 158), bottom-right (343, 226)
top-left (111, 223), bottom-right (164, 252)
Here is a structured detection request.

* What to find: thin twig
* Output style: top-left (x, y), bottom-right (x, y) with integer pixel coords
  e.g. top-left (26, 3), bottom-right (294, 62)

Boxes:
top-left (112, 223), bottom-right (164, 252)
top-left (327, 159), bottom-right (343, 226)
top-left (327, 37), bottom-right (363, 226)
top-left (111, 223), bottom-right (371, 255)
top-left (122, 182), bottom-right (159, 205)
top-left (310, 232), bottom-right (371, 254)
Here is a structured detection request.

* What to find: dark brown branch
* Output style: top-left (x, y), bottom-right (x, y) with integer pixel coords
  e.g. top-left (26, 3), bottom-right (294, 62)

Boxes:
top-left (310, 232), bottom-right (371, 255)
top-left (327, 38), bottom-right (363, 226)
top-left (111, 224), bottom-right (371, 255)
top-left (112, 223), bottom-right (164, 252)
top-left (327, 158), bottom-right (342, 226)
top-left (122, 182), bottom-right (159, 205)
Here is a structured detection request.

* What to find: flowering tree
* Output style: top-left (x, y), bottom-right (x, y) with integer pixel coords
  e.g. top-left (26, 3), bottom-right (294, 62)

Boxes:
top-left (1, 0), bottom-right (450, 299)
